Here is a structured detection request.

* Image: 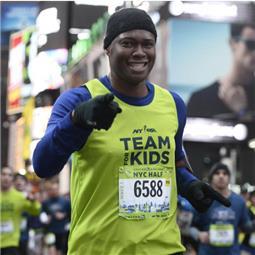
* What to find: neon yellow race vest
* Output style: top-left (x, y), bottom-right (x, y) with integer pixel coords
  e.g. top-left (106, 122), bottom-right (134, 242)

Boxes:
top-left (68, 79), bottom-right (185, 255)
top-left (0, 188), bottom-right (41, 248)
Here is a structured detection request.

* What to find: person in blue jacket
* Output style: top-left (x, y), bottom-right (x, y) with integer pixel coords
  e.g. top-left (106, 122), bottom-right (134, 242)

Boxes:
top-left (32, 7), bottom-right (230, 255)
top-left (41, 180), bottom-right (71, 255)
top-left (177, 195), bottom-right (198, 254)
top-left (189, 163), bottom-right (255, 255)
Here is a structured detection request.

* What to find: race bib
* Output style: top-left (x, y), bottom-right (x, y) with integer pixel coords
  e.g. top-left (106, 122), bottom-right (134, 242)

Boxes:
top-left (209, 224), bottom-right (234, 246)
top-left (0, 221), bottom-right (14, 233)
top-left (20, 218), bottom-right (28, 231)
top-left (249, 233), bottom-right (255, 247)
top-left (45, 233), bottom-right (56, 245)
top-left (119, 165), bottom-right (172, 220)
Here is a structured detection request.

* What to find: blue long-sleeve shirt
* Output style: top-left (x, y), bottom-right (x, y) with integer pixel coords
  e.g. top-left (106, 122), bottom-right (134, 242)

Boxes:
top-left (32, 76), bottom-right (196, 191)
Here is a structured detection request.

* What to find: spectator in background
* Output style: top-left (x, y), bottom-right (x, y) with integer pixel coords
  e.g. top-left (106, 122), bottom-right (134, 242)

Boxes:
top-left (188, 163), bottom-right (255, 255)
top-left (13, 174), bottom-right (30, 255)
top-left (187, 23), bottom-right (255, 120)
top-left (0, 167), bottom-right (41, 255)
top-left (241, 190), bottom-right (255, 255)
top-left (40, 180), bottom-right (70, 255)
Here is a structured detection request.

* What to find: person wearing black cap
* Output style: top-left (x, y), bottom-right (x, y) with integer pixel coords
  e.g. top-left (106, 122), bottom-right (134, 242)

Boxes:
top-left (188, 162), bottom-right (255, 255)
top-left (33, 8), bottom-right (230, 255)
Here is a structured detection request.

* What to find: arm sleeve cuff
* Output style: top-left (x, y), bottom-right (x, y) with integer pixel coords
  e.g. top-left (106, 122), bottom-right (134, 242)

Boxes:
top-left (176, 167), bottom-right (197, 196)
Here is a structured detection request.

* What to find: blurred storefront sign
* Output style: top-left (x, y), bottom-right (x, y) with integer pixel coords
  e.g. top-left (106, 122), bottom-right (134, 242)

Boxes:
top-left (28, 49), bottom-right (68, 96)
top-left (7, 28), bottom-right (35, 114)
top-left (37, 2), bottom-right (107, 52)
top-left (22, 97), bottom-right (35, 161)
top-left (169, 1), bottom-right (238, 20)
top-left (183, 117), bottom-right (255, 183)
top-left (1, 2), bottom-right (38, 31)
top-left (0, 2), bottom-right (39, 46)
top-left (31, 106), bottom-right (53, 140)
top-left (161, 1), bottom-right (255, 23)
top-left (68, 12), bottom-right (109, 67)
top-left (184, 118), bottom-right (248, 143)
top-left (7, 27), bottom-right (67, 115)
top-left (7, 31), bottom-right (23, 113)
top-left (36, 7), bottom-right (61, 35)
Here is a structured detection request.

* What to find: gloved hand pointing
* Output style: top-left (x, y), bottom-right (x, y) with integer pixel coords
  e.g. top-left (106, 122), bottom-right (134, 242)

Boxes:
top-left (185, 180), bottom-right (231, 213)
top-left (72, 93), bottom-right (122, 130)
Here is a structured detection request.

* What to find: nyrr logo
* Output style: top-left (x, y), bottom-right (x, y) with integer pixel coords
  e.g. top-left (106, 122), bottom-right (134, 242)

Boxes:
top-left (132, 125), bottom-right (157, 134)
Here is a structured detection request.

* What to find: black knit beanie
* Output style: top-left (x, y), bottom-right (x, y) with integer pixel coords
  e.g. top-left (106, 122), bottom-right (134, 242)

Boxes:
top-left (103, 8), bottom-right (157, 49)
top-left (208, 163), bottom-right (231, 183)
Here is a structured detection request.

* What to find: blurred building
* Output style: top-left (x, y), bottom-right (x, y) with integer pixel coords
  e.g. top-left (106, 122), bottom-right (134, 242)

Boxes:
top-left (1, 1), bottom-right (107, 169)
top-left (158, 1), bottom-right (255, 183)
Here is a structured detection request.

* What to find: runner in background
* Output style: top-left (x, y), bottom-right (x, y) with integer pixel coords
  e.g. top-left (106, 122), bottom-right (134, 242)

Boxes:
top-left (188, 163), bottom-right (255, 255)
top-left (40, 179), bottom-right (70, 255)
top-left (13, 174), bottom-right (30, 255)
top-left (0, 167), bottom-right (41, 255)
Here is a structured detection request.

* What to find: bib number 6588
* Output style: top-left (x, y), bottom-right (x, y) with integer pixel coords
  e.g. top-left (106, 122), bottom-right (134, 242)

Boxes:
top-left (134, 180), bottom-right (163, 198)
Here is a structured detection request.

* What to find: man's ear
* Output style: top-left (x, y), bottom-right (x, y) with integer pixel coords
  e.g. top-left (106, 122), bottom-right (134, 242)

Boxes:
top-left (229, 38), bottom-right (237, 53)
top-left (105, 48), bottom-right (110, 56)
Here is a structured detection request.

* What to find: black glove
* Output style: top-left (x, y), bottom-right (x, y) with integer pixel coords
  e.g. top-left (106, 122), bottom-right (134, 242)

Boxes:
top-left (72, 93), bottom-right (122, 130)
top-left (184, 180), bottom-right (231, 213)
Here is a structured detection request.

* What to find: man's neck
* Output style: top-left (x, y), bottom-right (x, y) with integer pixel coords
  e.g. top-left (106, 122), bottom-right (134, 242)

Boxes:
top-left (108, 73), bottom-right (148, 98)
top-left (212, 186), bottom-right (230, 198)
